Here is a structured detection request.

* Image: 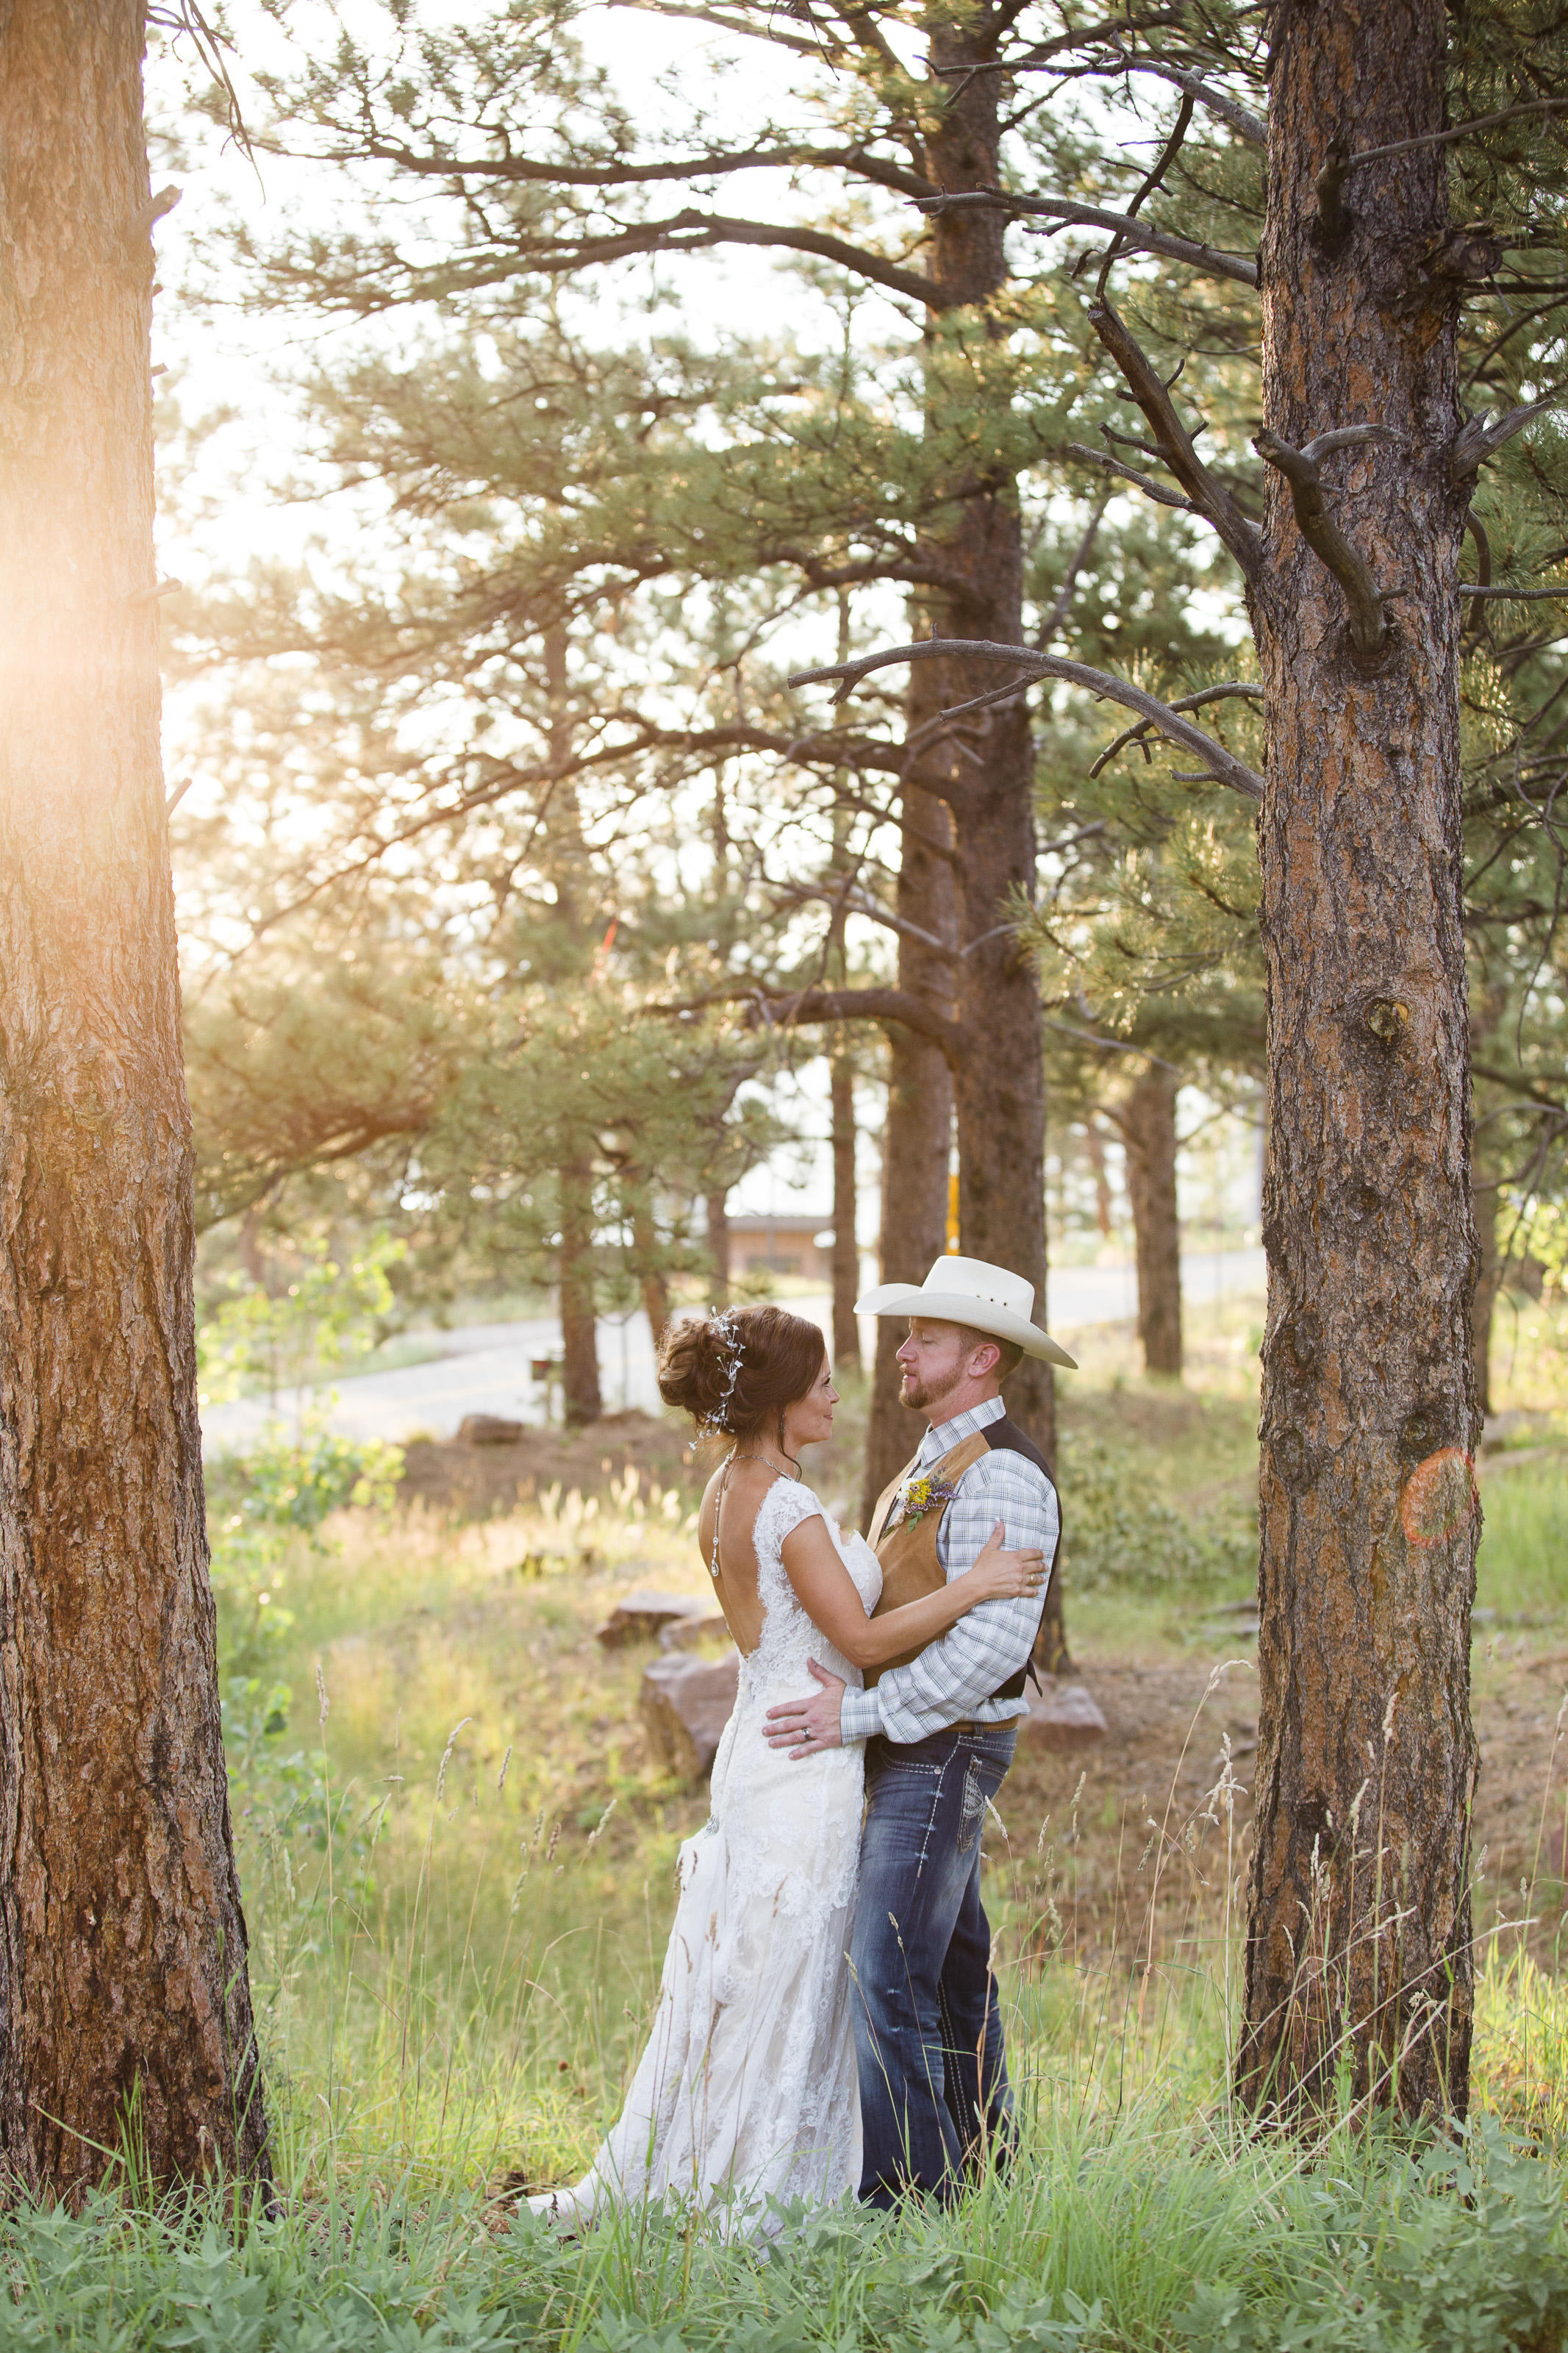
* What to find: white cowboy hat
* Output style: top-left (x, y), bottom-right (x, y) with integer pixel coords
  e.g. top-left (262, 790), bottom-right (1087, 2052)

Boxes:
top-left (855, 1254), bottom-right (1078, 1369)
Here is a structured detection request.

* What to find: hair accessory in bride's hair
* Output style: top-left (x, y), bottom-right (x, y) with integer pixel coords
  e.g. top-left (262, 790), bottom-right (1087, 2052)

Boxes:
top-left (701, 1306), bottom-right (746, 1432)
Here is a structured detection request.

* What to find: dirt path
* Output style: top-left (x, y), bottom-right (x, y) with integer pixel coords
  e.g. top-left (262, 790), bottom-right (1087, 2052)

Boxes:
top-left (1003, 1648), bottom-right (1568, 1962)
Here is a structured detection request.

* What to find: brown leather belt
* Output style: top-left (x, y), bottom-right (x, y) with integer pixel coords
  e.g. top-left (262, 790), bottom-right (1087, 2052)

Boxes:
top-left (947, 1716), bottom-right (1022, 1737)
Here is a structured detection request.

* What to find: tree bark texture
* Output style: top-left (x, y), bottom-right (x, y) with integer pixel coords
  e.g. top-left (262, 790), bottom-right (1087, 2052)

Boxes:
top-left (0, 0), bottom-right (270, 2195)
top-left (830, 1050), bottom-right (862, 1375)
top-left (1241, 0), bottom-right (1480, 2120)
top-left (904, 11), bottom-right (1064, 1664)
top-left (859, 774), bottom-right (954, 1529)
top-left (920, 8), bottom-right (1054, 1474)
top-left (1123, 1068), bottom-right (1184, 1377)
top-left (558, 1163), bottom-right (601, 1424)
top-left (630, 1190), bottom-right (670, 1351)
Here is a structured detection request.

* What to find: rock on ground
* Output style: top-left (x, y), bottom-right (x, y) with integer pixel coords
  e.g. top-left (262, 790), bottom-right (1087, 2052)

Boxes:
top-left (598, 1591), bottom-right (717, 1649)
top-left (640, 1652), bottom-right (741, 1779)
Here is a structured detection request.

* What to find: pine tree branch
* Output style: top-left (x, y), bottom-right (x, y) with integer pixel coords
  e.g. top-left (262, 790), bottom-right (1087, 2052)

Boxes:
top-left (917, 190), bottom-right (1258, 287)
top-left (1036, 496), bottom-right (1111, 646)
top-left (750, 984), bottom-right (960, 1052)
top-left (1100, 48), bottom-right (1267, 149)
top-left (653, 982), bottom-right (961, 1053)
top-left (1253, 426), bottom-right (1405, 663)
top-left (1095, 90), bottom-right (1194, 303)
top-left (608, 0), bottom-right (825, 57)
top-left (773, 882), bottom-right (957, 958)
top-left (1090, 683), bottom-right (1264, 777)
top-left (1088, 301), bottom-right (1264, 578)
top-left (788, 638), bottom-right (1266, 800)
top-left (1064, 442), bottom-right (1198, 513)
top-left (309, 125), bottom-right (934, 203)
top-left (1451, 390), bottom-right (1567, 481)
top-left (1350, 96), bottom-right (1568, 166)
top-left (281, 210), bottom-right (941, 315)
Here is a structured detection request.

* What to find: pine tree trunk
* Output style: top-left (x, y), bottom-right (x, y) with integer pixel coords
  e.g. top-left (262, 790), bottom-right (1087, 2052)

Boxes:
top-left (0, 0), bottom-right (270, 2196)
top-left (629, 1191), bottom-right (670, 1351)
top-left (914, 4), bottom-right (1062, 1662)
top-left (859, 776), bottom-right (954, 1529)
top-left (1085, 1116), bottom-right (1115, 1240)
top-left (1240, 0), bottom-right (1479, 2120)
top-left (705, 1188), bottom-right (730, 1303)
top-left (1123, 1068), bottom-right (1184, 1377)
top-left (559, 1164), bottom-right (601, 1424)
top-left (830, 1050), bottom-right (862, 1375)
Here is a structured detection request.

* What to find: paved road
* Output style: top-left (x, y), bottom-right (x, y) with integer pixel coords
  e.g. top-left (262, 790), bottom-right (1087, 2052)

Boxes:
top-left (200, 1246), bottom-right (1266, 1454)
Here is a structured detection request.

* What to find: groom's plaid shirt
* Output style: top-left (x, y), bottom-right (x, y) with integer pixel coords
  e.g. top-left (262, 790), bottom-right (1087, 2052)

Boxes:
top-left (838, 1393), bottom-right (1058, 1746)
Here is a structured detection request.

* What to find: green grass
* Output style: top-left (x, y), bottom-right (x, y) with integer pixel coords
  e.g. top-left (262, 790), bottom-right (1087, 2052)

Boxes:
top-left (1475, 1466), bottom-right (1568, 1626)
top-left (19, 1346), bottom-right (1568, 2348)
top-left (5, 2087), bottom-right (1567, 2351)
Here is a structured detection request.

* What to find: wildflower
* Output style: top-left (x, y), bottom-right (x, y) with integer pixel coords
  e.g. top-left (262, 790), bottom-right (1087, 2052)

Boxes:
top-left (893, 1471), bottom-right (961, 1526)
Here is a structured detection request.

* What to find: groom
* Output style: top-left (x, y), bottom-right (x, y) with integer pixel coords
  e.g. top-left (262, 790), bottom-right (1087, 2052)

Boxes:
top-left (764, 1255), bottom-right (1073, 2208)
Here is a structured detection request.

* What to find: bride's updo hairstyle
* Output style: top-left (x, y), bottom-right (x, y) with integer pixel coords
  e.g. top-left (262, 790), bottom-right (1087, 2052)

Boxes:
top-left (658, 1304), bottom-right (826, 1444)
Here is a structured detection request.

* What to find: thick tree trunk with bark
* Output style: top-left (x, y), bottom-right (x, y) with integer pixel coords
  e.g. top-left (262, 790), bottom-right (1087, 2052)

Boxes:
top-left (859, 771), bottom-right (954, 1529)
top-left (1122, 1068), bottom-right (1184, 1377)
top-left (559, 1165), bottom-right (601, 1424)
top-left (1241, 0), bottom-right (1479, 2120)
top-left (830, 1050), bottom-right (861, 1375)
top-left (629, 1190), bottom-right (670, 1350)
top-left (1085, 1116), bottom-right (1115, 1240)
top-left (0, 0), bottom-right (270, 2195)
top-left (909, 7), bottom-right (1063, 1663)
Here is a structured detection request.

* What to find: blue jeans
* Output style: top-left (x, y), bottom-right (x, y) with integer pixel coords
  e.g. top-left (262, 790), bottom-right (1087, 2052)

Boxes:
top-left (851, 1724), bottom-right (1017, 2207)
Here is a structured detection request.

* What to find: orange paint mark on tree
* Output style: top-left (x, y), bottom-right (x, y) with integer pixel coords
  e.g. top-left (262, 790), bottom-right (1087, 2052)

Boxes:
top-left (1401, 1449), bottom-right (1478, 1549)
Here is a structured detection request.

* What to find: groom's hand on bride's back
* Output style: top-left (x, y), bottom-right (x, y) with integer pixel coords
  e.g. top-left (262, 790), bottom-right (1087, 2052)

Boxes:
top-left (764, 1659), bottom-right (847, 1759)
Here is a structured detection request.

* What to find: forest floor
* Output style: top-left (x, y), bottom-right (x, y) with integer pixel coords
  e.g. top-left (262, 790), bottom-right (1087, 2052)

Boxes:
top-left (183, 1303), bottom-right (1568, 2350)
top-left (391, 1304), bottom-right (1568, 1979)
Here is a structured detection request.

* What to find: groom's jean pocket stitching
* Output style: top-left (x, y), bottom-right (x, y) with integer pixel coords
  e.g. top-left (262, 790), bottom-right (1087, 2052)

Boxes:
top-left (871, 1755), bottom-right (949, 1876)
top-left (957, 1754), bottom-right (987, 1854)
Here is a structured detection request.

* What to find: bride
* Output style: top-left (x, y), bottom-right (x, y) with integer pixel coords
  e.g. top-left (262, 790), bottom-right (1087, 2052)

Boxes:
top-left (525, 1302), bottom-right (1047, 2232)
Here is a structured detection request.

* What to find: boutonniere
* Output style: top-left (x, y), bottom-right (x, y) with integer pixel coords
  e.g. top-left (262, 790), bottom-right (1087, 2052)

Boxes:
top-left (895, 1471), bottom-right (960, 1526)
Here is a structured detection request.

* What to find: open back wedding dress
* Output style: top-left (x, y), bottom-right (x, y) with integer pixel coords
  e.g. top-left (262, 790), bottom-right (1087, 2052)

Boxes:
top-left (529, 1475), bottom-right (881, 2232)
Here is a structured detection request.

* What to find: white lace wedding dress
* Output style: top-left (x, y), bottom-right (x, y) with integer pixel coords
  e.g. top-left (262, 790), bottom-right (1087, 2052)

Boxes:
top-left (529, 1476), bottom-right (881, 2233)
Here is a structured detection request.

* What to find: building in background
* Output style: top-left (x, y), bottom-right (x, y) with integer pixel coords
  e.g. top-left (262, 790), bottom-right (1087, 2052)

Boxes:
top-left (727, 1213), bottom-right (837, 1285)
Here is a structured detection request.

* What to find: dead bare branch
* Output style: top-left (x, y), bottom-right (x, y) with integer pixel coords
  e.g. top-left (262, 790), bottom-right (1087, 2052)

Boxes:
top-left (1452, 390), bottom-right (1567, 482)
top-left (1089, 302), bottom-right (1264, 578)
top-left (1096, 92), bottom-right (1194, 301)
top-left (1100, 47), bottom-right (1266, 148)
top-left (1090, 683), bottom-right (1264, 777)
top-left (1350, 96), bottom-right (1568, 167)
top-left (915, 191), bottom-right (1258, 286)
top-left (1253, 427), bottom-right (1406, 663)
top-left (1064, 442), bottom-right (1198, 513)
top-left (787, 638), bottom-right (1265, 801)
top-left (1036, 494), bottom-right (1111, 647)
top-left (1464, 511), bottom-right (1492, 640)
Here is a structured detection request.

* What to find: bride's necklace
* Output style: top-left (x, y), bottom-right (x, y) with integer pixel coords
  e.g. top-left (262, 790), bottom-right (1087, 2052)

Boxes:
top-left (730, 1445), bottom-right (801, 1478)
top-left (710, 1446), bottom-right (801, 1580)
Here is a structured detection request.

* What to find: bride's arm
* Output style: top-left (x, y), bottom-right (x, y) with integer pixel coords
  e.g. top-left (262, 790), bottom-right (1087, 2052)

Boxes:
top-left (781, 1517), bottom-right (1046, 1669)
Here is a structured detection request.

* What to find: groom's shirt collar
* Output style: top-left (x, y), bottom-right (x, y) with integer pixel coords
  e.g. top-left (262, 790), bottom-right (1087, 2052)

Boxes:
top-left (917, 1392), bottom-right (1006, 1465)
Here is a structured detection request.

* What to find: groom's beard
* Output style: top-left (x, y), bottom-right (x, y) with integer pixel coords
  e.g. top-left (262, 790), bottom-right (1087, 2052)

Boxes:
top-left (898, 1365), bottom-right (963, 1415)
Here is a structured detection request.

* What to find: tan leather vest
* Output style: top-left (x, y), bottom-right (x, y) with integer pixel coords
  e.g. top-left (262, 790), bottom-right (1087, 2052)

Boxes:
top-left (863, 1432), bottom-right (991, 1685)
